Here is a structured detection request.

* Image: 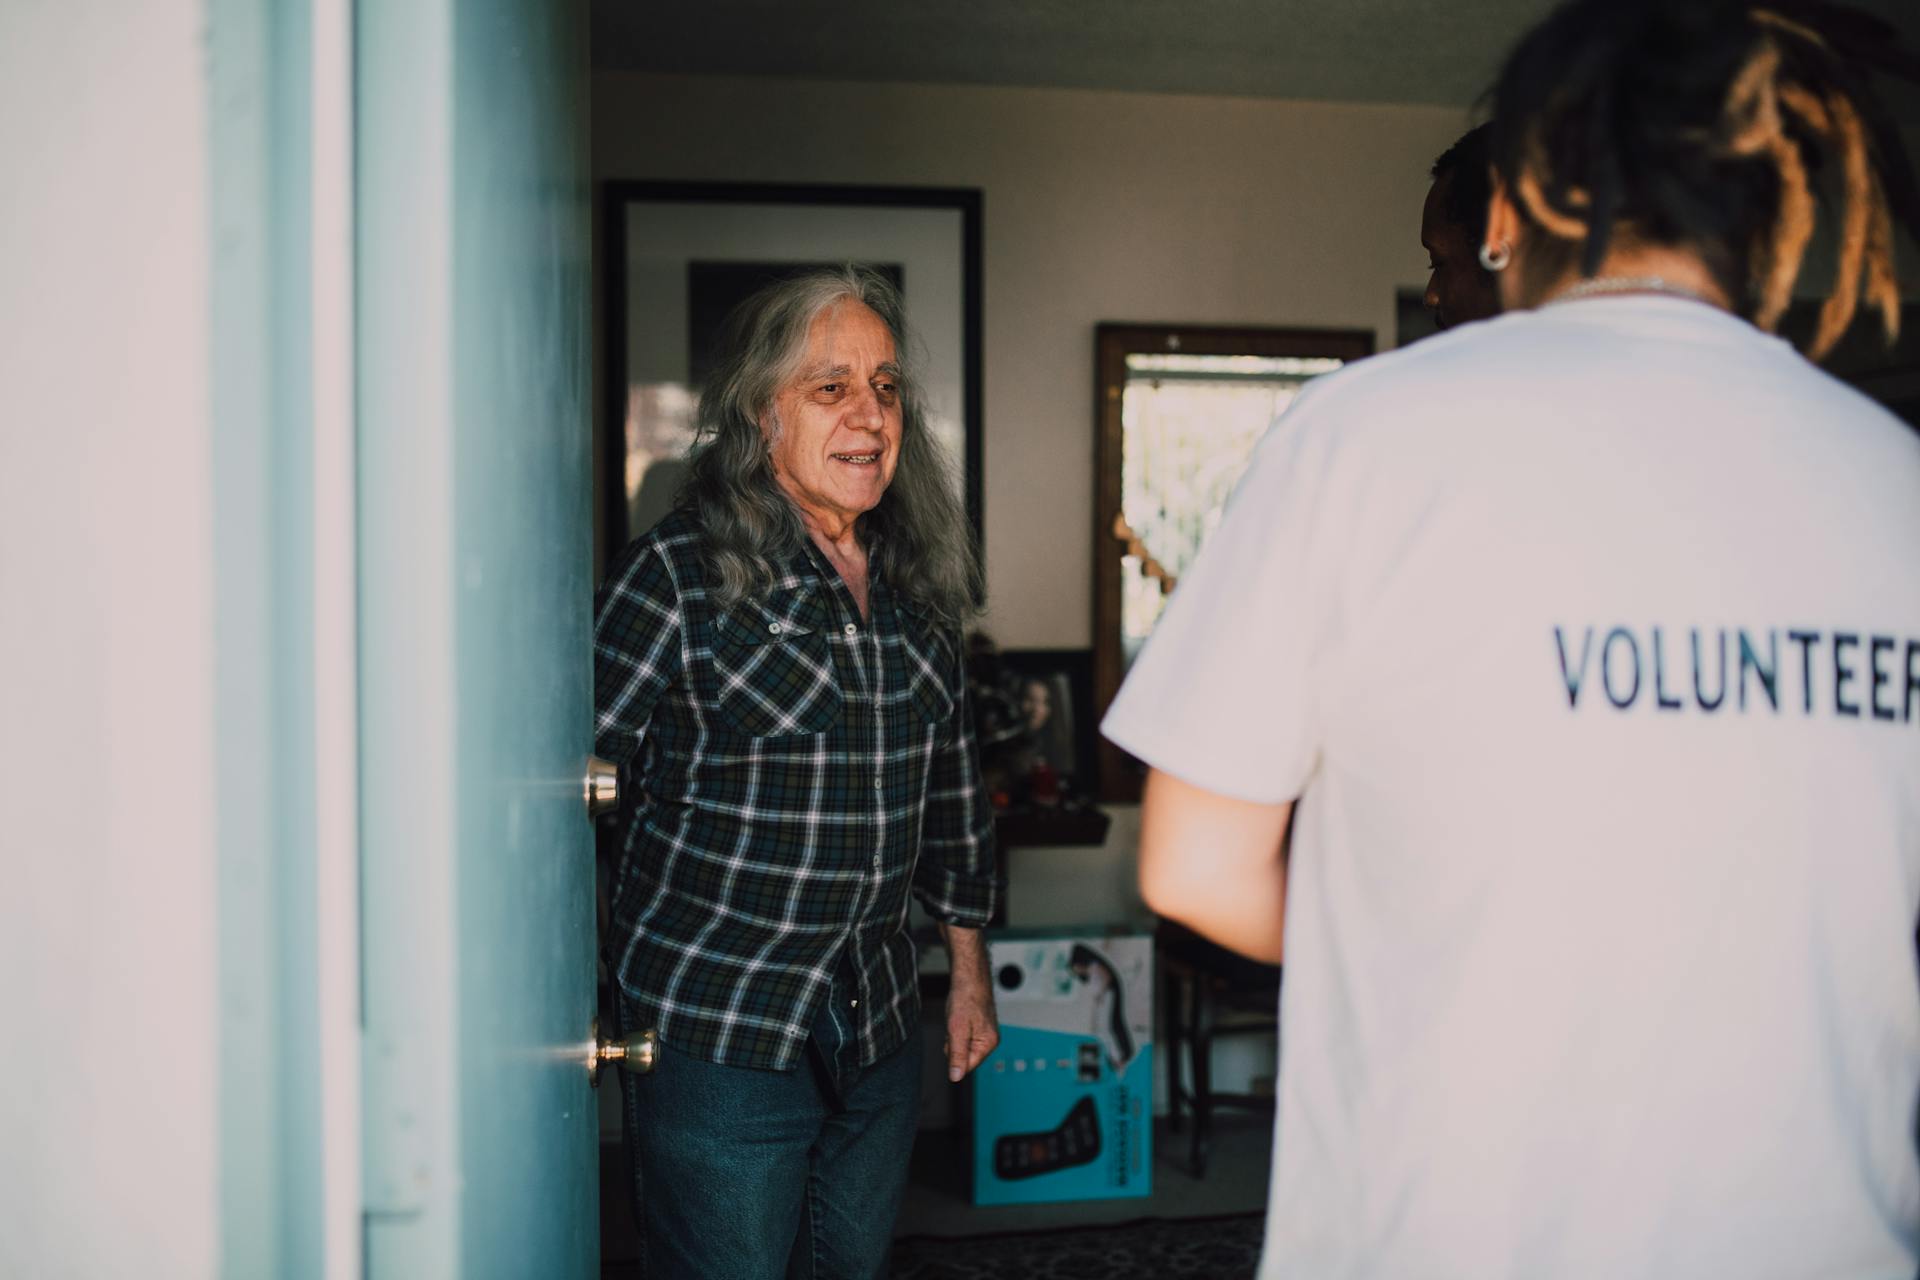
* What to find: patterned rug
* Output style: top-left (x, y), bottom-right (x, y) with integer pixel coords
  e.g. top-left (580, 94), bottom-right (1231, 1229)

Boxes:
top-left (889, 1212), bottom-right (1264, 1280)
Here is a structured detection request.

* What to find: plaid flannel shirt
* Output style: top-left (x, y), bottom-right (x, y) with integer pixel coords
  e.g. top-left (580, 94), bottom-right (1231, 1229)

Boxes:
top-left (594, 507), bottom-right (999, 1072)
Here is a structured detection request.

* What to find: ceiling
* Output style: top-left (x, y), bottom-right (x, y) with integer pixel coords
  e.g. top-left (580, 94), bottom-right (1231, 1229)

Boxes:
top-left (591, 0), bottom-right (1920, 111)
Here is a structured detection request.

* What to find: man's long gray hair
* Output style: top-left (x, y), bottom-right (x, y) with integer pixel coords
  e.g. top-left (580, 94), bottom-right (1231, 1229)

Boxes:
top-left (678, 265), bottom-right (980, 627)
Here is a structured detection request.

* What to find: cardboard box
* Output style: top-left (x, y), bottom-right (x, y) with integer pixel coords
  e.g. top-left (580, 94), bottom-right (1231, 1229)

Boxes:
top-left (971, 929), bottom-right (1153, 1205)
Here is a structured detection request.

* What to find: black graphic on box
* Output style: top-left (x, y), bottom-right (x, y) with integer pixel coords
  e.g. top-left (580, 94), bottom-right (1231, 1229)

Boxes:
top-left (993, 1096), bottom-right (1103, 1181)
top-left (1069, 943), bottom-right (1136, 1072)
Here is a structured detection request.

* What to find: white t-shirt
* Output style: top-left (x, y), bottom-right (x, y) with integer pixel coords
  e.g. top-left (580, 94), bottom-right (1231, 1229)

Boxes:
top-left (1103, 297), bottom-right (1920, 1279)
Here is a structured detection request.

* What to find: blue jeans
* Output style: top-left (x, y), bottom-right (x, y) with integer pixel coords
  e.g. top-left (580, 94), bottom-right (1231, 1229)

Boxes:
top-left (619, 985), bottom-right (923, 1279)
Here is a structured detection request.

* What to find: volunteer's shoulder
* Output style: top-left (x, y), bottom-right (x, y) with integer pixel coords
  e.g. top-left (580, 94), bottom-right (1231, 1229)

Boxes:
top-left (1250, 312), bottom-right (1539, 462)
top-left (1777, 341), bottom-right (1920, 456)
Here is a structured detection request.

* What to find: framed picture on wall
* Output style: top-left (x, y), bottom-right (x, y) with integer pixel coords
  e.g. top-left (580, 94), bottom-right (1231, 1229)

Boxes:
top-left (600, 181), bottom-right (984, 564)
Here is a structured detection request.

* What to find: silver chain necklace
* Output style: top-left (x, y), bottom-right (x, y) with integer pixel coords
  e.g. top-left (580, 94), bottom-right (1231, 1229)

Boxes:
top-left (1549, 275), bottom-right (1717, 307)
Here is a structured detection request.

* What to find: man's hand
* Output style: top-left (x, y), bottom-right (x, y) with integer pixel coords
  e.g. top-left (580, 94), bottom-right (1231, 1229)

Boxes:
top-left (939, 923), bottom-right (999, 1082)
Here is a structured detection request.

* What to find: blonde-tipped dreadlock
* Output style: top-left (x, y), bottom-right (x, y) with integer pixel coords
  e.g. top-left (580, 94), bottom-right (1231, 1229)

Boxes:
top-left (1516, 165), bottom-right (1592, 243)
top-left (1728, 44), bottom-right (1815, 333)
top-left (1746, 8), bottom-right (1903, 356)
top-left (1489, 0), bottom-right (1916, 363)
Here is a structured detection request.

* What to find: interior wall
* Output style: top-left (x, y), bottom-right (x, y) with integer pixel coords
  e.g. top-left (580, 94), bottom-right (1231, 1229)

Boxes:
top-left (593, 72), bottom-right (1470, 648)
top-left (0, 2), bottom-right (223, 1274)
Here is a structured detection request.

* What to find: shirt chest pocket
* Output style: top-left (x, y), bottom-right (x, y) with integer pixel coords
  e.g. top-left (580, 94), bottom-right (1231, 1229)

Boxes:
top-left (898, 613), bottom-right (956, 729)
top-left (711, 603), bottom-right (843, 738)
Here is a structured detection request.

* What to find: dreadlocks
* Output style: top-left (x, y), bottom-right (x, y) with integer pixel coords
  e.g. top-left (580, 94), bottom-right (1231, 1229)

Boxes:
top-left (1488, 0), bottom-right (1919, 360)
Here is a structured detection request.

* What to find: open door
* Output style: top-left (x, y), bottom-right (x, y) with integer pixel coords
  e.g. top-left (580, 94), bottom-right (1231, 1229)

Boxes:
top-left (355, 0), bottom-right (598, 1273)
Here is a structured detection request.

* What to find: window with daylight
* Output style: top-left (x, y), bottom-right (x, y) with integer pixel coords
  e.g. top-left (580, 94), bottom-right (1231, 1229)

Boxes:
top-left (1092, 324), bottom-right (1373, 801)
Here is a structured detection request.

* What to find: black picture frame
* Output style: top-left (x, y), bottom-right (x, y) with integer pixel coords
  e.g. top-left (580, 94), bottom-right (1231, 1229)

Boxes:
top-left (996, 648), bottom-right (1097, 795)
top-left (600, 181), bottom-right (985, 566)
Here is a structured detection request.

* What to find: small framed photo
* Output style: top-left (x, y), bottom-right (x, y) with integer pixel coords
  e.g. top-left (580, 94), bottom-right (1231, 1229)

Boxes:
top-left (994, 649), bottom-right (1096, 794)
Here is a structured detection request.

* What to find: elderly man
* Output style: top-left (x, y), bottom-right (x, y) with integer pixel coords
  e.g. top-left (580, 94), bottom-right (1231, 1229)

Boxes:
top-left (594, 266), bottom-right (998, 1279)
top-left (1421, 122), bottom-right (1503, 331)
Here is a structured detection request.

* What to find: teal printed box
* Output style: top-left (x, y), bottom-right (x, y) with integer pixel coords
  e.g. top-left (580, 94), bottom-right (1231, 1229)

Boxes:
top-left (970, 930), bottom-right (1153, 1206)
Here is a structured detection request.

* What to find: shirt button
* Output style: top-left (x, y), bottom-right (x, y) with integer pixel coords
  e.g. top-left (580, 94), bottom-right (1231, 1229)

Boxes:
top-left (874, 776), bottom-right (883, 791)
top-left (844, 623), bottom-right (858, 637)
top-left (767, 621), bottom-right (783, 635)
top-left (850, 998), bottom-right (860, 1008)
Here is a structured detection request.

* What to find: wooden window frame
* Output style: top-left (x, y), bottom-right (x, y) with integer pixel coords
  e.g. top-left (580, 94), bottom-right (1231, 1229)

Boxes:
top-left (1091, 322), bottom-right (1374, 803)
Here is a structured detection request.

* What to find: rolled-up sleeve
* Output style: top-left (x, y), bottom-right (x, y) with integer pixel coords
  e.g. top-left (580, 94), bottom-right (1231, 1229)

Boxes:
top-left (594, 539), bottom-right (683, 767)
top-left (913, 636), bottom-right (1000, 927)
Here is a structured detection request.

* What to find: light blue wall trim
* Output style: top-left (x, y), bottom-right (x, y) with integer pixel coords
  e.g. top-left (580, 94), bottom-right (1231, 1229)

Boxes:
top-left (207, 0), bottom-right (328, 1272)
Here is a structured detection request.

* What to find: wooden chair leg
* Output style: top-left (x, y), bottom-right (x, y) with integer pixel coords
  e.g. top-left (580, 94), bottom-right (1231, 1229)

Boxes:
top-left (1191, 982), bottom-right (1215, 1178)
top-left (1164, 966), bottom-right (1186, 1134)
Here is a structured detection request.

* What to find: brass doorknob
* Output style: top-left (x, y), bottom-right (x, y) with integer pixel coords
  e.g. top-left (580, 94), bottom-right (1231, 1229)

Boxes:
top-left (584, 755), bottom-right (619, 819)
top-left (588, 1019), bottom-right (658, 1087)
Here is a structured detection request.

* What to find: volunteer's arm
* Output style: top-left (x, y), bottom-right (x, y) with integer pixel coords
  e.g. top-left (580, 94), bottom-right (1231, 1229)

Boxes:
top-left (1137, 767), bottom-right (1293, 965)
